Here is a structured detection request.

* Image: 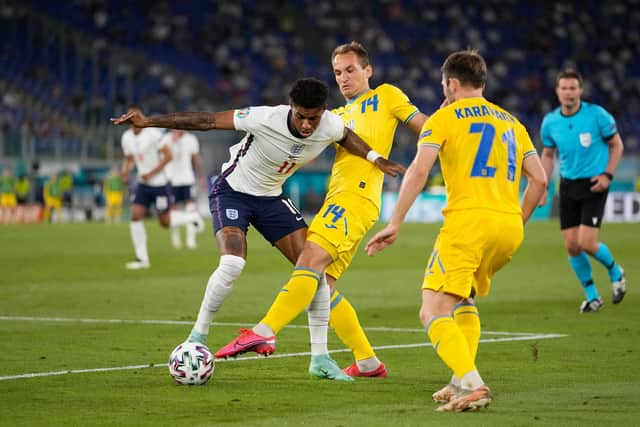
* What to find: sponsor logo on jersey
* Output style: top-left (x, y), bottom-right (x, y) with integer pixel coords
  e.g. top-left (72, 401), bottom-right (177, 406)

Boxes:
top-left (226, 208), bottom-right (239, 220)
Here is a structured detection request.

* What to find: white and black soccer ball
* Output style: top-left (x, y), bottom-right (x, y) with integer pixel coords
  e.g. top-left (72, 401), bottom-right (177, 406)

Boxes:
top-left (168, 341), bottom-right (215, 385)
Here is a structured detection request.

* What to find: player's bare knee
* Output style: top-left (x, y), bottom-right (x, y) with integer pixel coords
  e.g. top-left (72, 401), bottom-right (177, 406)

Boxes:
top-left (130, 205), bottom-right (146, 221)
top-left (419, 307), bottom-right (432, 328)
top-left (217, 227), bottom-right (246, 257)
top-left (158, 214), bottom-right (171, 228)
top-left (564, 240), bottom-right (581, 255)
top-left (577, 238), bottom-right (598, 255)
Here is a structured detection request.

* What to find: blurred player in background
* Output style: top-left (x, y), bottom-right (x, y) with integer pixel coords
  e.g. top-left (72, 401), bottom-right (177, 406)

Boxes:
top-left (111, 78), bottom-right (404, 380)
top-left (43, 172), bottom-right (63, 223)
top-left (216, 42), bottom-right (426, 379)
top-left (163, 130), bottom-right (207, 249)
top-left (366, 50), bottom-right (546, 411)
top-left (103, 165), bottom-right (125, 224)
top-left (0, 167), bottom-right (17, 223)
top-left (540, 69), bottom-right (626, 313)
top-left (120, 124), bottom-right (202, 270)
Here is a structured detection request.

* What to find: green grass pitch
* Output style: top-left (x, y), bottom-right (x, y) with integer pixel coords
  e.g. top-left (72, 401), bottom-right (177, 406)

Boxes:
top-left (1, 220), bottom-right (638, 426)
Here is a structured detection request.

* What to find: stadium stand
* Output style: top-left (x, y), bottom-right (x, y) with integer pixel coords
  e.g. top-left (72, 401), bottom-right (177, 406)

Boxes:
top-left (1, 0), bottom-right (638, 214)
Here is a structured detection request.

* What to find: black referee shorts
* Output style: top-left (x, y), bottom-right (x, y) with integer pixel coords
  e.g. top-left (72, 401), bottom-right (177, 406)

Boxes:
top-left (559, 177), bottom-right (609, 230)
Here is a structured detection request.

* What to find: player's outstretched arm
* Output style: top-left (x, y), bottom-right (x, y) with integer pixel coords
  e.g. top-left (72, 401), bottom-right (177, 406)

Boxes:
top-left (337, 128), bottom-right (406, 177)
top-left (521, 154), bottom-right (547, 224)
top-left (111, 108), bottom-right (236, 131)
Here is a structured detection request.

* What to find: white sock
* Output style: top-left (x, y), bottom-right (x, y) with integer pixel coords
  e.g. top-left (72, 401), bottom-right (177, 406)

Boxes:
top-left (356, 356), bottom-right (382, 372)
top-left (307, 273), bottom-right (330, 356)
top-left (450, 374), bottom-right (461, 387)
top-left (171, 226), bottom-right (182, 247)
top-left (460, 370), bottom-right (484, 391)
top-left (186, 223), bottom-right (196, 248)
top-left (185, 203), bottom-right (200, 246)
top-left (253, 323), bottom-right (275, 338)
top-left (170, 210), bottom-right (199, 227)
top-left (129, 221), bottom-right (149, 262)
top-left (193, 255), bottom-right (246, 335)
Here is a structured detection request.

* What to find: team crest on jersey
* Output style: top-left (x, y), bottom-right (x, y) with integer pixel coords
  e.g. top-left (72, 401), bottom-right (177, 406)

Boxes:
top-left (289, 144), bottom-right (304, 159)
top-left (226, 208), bottom-right (239, 220)
top-left (579, 132), bottom-right (592, 148)
top-left (235, 108), bottom-right (250, 119)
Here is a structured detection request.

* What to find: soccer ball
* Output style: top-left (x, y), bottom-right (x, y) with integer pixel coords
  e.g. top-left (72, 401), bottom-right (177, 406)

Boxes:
top-left (168, 341), bottom-right (215, 385)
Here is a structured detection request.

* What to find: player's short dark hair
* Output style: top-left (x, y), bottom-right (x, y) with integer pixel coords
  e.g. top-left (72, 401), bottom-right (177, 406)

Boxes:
top-left (331, 41), bottom-right (370, 68)
top-left (289, 78), bottom-right (329, 109)
top-left (556, 69), bottom-right (583, 87)
top-left (441, 49), bottom-right (487, 89)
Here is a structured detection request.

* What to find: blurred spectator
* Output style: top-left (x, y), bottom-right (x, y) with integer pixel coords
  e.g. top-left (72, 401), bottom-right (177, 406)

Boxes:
top-left (0, 0), bottom-right (638, 170)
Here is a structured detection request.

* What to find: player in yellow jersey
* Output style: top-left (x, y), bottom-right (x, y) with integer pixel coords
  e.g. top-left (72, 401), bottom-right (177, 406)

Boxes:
top-left (366, 50), bottom-right (547, 411)
top-left (314, 41), bottom-right (428, 377)
top-left (104, 165), bottom-right (125, 224)
top-left (43, 173), bottom-right (64, 223)
top-left (0, 168), bottom-right (18, 223)
top-left (216, 42), bottom-right (428, 379)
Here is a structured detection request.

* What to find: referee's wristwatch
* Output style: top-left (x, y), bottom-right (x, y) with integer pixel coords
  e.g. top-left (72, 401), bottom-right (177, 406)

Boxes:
top-left (602, 172), bottom-right (614, 181)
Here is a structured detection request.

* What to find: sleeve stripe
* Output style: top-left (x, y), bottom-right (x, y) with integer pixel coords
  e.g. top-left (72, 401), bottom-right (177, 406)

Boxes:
top-left (419, 142), bottom-right (441, 149)
top-left (403, 110), bottom-right (420, 124)
top-left (523, 150), bottom-right (537, 159)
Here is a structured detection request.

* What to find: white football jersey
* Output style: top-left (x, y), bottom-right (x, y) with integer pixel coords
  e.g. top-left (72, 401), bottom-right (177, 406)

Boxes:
top-left (222, 105), bottom-right (345, 196)
top-left (121, 127), bottom-right (168, 186)
top-left (164, 132), bottom-right (200, 186)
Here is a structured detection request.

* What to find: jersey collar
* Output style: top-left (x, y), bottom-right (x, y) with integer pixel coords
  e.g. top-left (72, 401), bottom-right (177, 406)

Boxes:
top-left (346, 88), bottom-right (373, 105)
top-left (560, 101), bottom-right (583, 118)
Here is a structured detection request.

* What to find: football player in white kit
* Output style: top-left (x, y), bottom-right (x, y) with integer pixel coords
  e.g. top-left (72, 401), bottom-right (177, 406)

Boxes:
top-left (112, 78), bottom-right (404, 378)
top-left (120, 125), bottom-right (203, 270)
top-left (163, 130), bottom-right (207, 249)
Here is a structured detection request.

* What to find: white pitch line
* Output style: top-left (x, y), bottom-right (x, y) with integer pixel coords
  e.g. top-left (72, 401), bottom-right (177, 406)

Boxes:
top-left (0, 315), bottom-right (543, 336)
top-left (0, 333), bottom-right (566, 382)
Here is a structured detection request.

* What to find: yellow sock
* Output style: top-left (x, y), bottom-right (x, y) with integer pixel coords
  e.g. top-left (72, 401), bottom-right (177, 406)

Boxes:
top-left (453, 302), bottom-right (480, 362)
top-left (261, 268), bottom-right (320, 334)
top-left (427, 316), bottom-right (475, 378)
top-left (329, 289), bottom-right (375, 360)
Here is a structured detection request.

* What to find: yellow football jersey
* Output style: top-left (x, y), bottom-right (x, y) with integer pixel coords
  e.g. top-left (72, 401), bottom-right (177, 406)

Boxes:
top-left (329, 84), bottom-right (419, 209)
top-left (418, 97), bottom-right (537, 215)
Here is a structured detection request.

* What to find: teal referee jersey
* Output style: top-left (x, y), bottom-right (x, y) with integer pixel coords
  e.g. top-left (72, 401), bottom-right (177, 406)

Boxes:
top-left (540, 101), bottom-right (617, 179)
